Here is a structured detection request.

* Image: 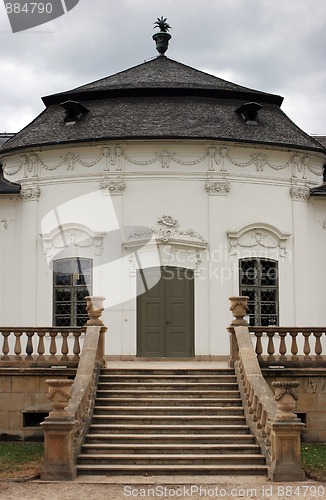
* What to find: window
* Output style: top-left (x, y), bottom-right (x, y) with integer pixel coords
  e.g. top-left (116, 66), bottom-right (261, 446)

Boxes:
top-left (239, 258), bottom-right (278, 326)
top-left (53, 258), bottom-right (92, 327)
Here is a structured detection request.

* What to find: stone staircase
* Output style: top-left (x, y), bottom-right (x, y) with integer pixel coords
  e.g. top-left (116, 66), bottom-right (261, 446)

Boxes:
top-left (77, 367), bottom-right (268, 476)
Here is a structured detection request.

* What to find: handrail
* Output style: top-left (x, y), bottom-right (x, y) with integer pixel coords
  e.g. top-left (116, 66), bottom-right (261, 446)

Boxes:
top-left (0, 327), bottom-right (85, 367)
top-left (231, 324), bottom-right (305, 481)
top-left (41, 296), bottom-right (107, 481)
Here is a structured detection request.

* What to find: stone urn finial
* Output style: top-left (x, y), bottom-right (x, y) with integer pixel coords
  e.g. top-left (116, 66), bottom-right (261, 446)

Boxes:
top-left (229, 296), bottom-right (249, 326)
top-left (153, 16), bottom-right (172, 56)
top-left (272, 381), bottom-right (300, 420)
top-left (46, 379), bottom-right (73, 419)
top-left (85, 296), bottom-right (105, 326)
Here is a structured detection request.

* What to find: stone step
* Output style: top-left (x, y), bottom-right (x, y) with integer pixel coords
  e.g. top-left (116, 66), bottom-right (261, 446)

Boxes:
top-left (101, 369), bottom-right (235, 376)
top-left (85, 433), bottom-right (257, 445)
top-left (81, 443), bottom-right (261, 455)
top-left (77, 453), bottom-right (266, 466)
top-left (93, 405), bottom-right (244, 415)
top-left (88, 423), bottom-right (251, 435)
top-left (77, 463), bottom-right (268, 476)
top-left (99, 375), bottom-right (237, 383)
top-left (96, 390), bottom-right (240, 398)
top-left (98, 382), bottom-right (239, 391)
top-left (91, 415), bottom-right (246, 425)
top-left (95, 396), bottom-right (242, 407)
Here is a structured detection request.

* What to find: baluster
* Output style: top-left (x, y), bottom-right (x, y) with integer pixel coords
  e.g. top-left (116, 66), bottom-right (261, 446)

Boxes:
top-left (37, 331), bottom-right (45, 362)
top-left (267, 331), bottom-right (275, 362)
top-left (252, 394), bottom-right (259, 421)
top-left (25, 331), bottom-right (34, 360)
top-left (313, 332), bottom-right (323, 360)
top-left (248, 386), bottom-right (254, 412)
top-left (61, 331), bottom-right (69, 362)
top-left (73, 331), bottom-right (81, 361)
top-left (257, 402), bottom-right (263, 429)
top-left (303, 331), bottom-right (311, 360)
top-left (1, 331), bottom-right (10, 360)
top-left (265, 419), bottom-right (272, 447)
top-left (255, 332), bottom-right (263, 363)
top-left (290, 331), bottom-right (299, 361)
top-left (260, 410), bottom-right (268, 438)
top-left (14, 331), bottom-right (22, 361)
top-left (279, 332), bottom-right (287, 362)
top-left (49, 331), bottom-right (58, 361)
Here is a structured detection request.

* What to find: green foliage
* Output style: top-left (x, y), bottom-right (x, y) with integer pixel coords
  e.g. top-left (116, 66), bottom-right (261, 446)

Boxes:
top-left (0, 441), bottom-right (44, 478)
top-left (301, 443), bottom-right (326, 481)
top-left (153, 16), bottom-right (171, 33)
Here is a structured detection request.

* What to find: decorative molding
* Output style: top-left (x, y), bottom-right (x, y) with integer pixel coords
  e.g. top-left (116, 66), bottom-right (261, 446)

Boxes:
top-left (0, 219), bottom-right (11, 229)
top-left (3, 145), bottom-right (323, 180)
top-left (20, 182), bottom-right (41, 201)
top-left (100, 173), bottom-right (126, 195)
top-left (205, 178), bottom-right (230, 195)
top-left (154, 215), bottom-right (206, 244)
top-left (227, 222), bottom-right (291, 257)
top-left (40, 223), bottom-right (105, 257)
top-left (126, 215), bottom-right (207, 275)
top-left (290, 181), bottom-right (310, 201)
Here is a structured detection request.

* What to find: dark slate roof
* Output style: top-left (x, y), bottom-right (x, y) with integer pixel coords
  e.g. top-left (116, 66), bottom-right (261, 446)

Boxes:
top-left (0, 165), bottom-right (20, 195)
top-left (310, 164), bottom-right (326, 196)
top-left (313, 136), bottom-right (326, 148)
top-left (1, 57), bottom-right (325, 155)
top-left (0, 133), bottom-right (15, 147)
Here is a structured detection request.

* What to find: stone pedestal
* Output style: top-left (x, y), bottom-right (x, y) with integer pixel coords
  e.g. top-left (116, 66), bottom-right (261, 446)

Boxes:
top-left (41, 418), bottom-right (77, 481)
top-left (269, 420), bottom-right (305, 481)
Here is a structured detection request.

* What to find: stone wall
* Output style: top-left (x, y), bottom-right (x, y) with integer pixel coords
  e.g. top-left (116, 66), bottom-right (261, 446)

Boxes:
top-left (263, 368), bottom-right (326, 442)
top-left (0, 368), bottom-right (75, 440)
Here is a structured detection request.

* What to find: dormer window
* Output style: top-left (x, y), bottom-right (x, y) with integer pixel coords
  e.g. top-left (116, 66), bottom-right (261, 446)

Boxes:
top-left (236, 102), bottom-right (263, 124)
top-left (61, 100), bottom-right (89, 125)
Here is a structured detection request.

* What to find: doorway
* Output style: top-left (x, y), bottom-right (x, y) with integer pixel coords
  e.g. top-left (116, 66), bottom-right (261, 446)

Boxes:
top-left (137, 266), bottom-right (194, 357)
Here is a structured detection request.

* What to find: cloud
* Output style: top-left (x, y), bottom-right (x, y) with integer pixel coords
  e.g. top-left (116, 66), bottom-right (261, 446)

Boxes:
top-left (0, 0), bottom-right (325, 134)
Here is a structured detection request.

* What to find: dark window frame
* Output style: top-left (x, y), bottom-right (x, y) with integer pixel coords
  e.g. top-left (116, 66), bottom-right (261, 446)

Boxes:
top-left (239, 258), bottom-right (279, 326)
top-left (53, 257), bottom-right (92, 327)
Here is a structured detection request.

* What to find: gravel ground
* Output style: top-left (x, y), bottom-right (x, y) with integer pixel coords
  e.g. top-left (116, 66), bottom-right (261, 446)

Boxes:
top-left (0, 476), bottom-right (325, 500)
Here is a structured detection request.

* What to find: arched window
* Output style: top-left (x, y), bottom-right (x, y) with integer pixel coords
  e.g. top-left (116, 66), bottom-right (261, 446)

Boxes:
top-left (53, 258), bottom-right (92, 327)
top-left (239, 258), bottom-right (278, 326)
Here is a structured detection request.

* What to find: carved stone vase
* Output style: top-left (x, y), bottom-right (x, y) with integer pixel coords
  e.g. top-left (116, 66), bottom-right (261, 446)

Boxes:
top-left (229, 296), bottom-right (249, 326)
top-left (273, 381), bottom-right (299, 420)
top-left (46, 379), bottom-right (73, 419)
top-left (152, 32), bottom-right (172, 55)
top-left (85, 296), bottom-right (105, 326)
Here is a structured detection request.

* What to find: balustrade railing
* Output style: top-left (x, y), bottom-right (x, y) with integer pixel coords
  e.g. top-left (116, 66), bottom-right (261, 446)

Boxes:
top-left (0, 327), bottom-right (85, 367)
top-left (249, 327), bottom-right (326, 367)
top-left (228, 297), bottom-right (306, 481)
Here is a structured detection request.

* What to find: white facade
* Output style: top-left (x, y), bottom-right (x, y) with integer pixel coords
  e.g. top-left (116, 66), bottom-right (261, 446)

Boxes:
top-left (0, 139), bottom-right (325, 356)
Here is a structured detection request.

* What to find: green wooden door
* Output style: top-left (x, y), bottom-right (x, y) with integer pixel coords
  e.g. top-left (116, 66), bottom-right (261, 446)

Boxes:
top-left (137, 267), bottom-right (194, 357)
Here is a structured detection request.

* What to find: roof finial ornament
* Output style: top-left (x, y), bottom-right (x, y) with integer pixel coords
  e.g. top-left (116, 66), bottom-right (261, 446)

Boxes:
top-left (152, 16), bottom-right (172, 56)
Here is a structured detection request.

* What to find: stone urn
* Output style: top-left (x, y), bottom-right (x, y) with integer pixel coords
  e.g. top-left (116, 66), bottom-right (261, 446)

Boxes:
top-left (152, 31), bottom-right (172, 55)
top-left (152, 16), bottom-right (172, 56)
top-left (46, 379), bottom-right (73, 419)
top-left (85, 296), bottom-right (105, 326)
top-left (273, 381), bottom-right (299, 420)
top-left (229, 296), bottom-right (249, 326)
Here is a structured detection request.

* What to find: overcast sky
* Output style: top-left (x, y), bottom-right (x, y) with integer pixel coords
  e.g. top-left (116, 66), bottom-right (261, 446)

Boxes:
top-left (0, 0), bottom-right (325, 135)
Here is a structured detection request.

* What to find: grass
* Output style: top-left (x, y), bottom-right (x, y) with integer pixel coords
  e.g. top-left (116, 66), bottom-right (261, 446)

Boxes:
top-left (301, 443), bottom-right (326, 481)
top-left (0, 441), bottom-right (44, 480)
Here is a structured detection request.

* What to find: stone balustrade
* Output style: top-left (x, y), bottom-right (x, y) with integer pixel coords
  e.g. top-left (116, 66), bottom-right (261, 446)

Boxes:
top-left (229, 297), bottom-right (306, 481)
top-left (250, 327), bottom-right (326, 367)
top-left (41, 296), bottom-right (107, 481)
top-left (0, 327), bottom-right (85, 367)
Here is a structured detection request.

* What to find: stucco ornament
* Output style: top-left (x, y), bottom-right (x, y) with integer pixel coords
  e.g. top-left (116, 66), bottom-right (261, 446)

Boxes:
top-left (205, 178), bottom-right (230, 195)
top-left (154, 215), bottom-right (205, 244)
top-left (20, 182), bottom-right (41, 201)
top-left (100, 174), bottom-right (126, 194)
top-left (290, 181), bottom-right (310, 201)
